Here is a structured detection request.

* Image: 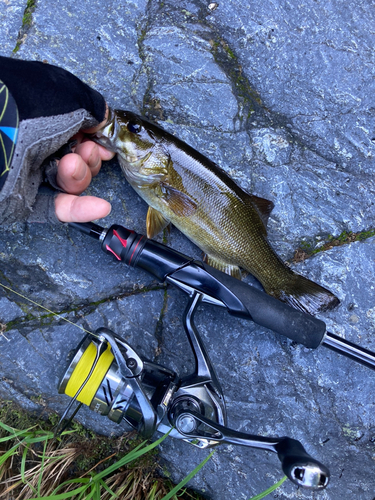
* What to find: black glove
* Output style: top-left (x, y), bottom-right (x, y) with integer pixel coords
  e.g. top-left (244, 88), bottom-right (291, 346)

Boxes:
top-left (0, 56), bottom-right (106, 225)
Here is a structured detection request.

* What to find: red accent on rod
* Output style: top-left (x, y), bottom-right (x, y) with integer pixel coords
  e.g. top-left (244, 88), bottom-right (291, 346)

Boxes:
top-left (113, 229), bottom-right (128, 248)
top-left (129, 236), bottom-right (144, 265)
top-left (106, 244), bottom-right (121, 261)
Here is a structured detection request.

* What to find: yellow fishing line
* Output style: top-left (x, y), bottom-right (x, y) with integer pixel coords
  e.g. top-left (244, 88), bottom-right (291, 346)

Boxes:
top-left (0, 282), bottom-right (114, 407)
top-left (0, 281), bottom-right (93, 336)
top-left (64, 341), bottom-right (114, 406)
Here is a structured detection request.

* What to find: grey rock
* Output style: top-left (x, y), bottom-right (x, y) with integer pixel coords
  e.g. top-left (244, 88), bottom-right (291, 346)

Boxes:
top-left (1, 1), bottom-right (375, 499)
top-left (0, 297), bottom-right (24, 322)
top-left (207, 0), bottom-right (375, 175)
top-left (0, 0), bottom-right (24, 56)
top-left (14, 0), bottom-right (148, 110)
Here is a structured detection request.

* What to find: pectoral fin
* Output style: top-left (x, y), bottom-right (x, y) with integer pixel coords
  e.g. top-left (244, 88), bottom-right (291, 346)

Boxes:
top-left (203, 254), bottom-right (242, 280)
top-left (159, 183), bottom-right (198, 218)
top-left (146, 207), bottom-right (170, 238)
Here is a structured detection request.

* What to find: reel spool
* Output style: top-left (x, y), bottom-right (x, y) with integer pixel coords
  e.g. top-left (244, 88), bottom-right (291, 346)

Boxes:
top-left (58, 329), bottom-right (176, 437)
top-left (57, 294), bottom-right (330, 490)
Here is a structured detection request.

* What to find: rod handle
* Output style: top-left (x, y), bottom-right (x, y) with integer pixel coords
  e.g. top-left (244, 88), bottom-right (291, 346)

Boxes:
top-left (201, 263), bottom-right (327, 349)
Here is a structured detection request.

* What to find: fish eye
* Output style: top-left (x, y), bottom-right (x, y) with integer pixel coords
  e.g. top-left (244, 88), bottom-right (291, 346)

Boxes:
top-left (127, 121), bottom-right (142, 134)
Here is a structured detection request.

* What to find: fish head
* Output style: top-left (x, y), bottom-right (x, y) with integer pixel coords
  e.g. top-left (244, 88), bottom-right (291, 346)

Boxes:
top-left (93, 109), bottom-right (158, 166)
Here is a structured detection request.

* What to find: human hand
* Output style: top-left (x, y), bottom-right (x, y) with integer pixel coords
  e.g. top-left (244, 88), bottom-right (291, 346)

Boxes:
top-left (0, 56), bottom-right (115, 226)
top-left (54, 112), bottom-right (115, 223)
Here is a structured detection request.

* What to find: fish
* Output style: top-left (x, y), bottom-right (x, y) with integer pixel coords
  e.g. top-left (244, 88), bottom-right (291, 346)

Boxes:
top-left (94, 108), bottom-right (339, 315)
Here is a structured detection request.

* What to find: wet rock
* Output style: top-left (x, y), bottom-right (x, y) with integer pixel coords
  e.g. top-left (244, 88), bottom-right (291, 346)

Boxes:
top-left (1, 1), bottom-right (374, 499)
top-left (0, 297), bottom-right (23, 323)
top-left (0, 0), bottom-right (24, 55)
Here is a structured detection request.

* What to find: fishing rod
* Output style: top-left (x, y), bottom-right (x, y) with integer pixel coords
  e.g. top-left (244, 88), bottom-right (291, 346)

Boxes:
top-left (69, 221), bottom-right (375, 371)
top-left (57, 224), bottom-right (335, 491)
top-left (56, 221), bottom-right (375, 490)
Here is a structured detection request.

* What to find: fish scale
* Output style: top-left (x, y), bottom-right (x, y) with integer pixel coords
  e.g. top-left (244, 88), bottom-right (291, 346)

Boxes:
top-left (94, 108), bottom-right (339, 316)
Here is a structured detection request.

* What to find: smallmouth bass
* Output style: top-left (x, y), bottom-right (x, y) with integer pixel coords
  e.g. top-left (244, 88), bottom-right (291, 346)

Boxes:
top-left (95, 109), bottom-right (339, 315)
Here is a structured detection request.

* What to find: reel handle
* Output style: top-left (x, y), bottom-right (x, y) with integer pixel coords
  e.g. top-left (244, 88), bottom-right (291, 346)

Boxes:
top-left (173, 410), bottom-right (329, 490)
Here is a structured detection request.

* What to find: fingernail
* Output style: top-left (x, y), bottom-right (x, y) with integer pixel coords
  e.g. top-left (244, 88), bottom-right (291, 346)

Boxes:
top-left (72, 159), bottom-right (87, 181)
top-left (89, 146), bottom-right (101, 171)
top-left (105, 203), bottom-right (112, 216)
top-left (93, 156), bottom-right (101, 171)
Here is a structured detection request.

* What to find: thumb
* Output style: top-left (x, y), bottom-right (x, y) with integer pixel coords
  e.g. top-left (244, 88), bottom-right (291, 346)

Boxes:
top-left (55, 193), bottom-right (111, 222)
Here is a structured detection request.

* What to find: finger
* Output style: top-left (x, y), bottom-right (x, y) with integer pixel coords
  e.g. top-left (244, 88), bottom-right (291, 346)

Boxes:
top-left (73, 136), bottom-right (115, 161)
top-left (70, 104), bottom-right (115, 161)
top-left (74, 141), bottom-right (102, 177)
top-left (56, 153), bottom-right (92, 195)
top-left (82, 103), bottom-right (109, 133)
top-left (55, 193), bottom-right (111, 223)
top-left (95, 141), bottom-right (115, 161)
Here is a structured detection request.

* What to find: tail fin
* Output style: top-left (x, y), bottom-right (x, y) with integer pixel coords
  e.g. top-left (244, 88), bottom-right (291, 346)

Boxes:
top-left (268, 273), bottom-right (340, 316)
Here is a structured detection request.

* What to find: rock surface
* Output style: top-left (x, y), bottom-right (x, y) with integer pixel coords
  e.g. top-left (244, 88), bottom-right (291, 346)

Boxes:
top-left (1, 1), bottom-right (375, 499)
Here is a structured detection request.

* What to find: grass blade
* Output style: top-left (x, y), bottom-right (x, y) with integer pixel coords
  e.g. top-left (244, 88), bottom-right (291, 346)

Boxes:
top-left (94, 432), bottom-right (171, 482)
top-left (36, 436), bottom-right (48, 496)
top-left (20, 444), bottom-right (28, 482)
top-left (160, 451), bottom-right (215, 500)
top-left (99, 478), bottom-right (118, 498)
top-left (51, 477), bottom-right (90, 495)
top-left (0, 442), bottom-right (22, 466)
top-left (27, 482), bottom-right (89, 499)
top-left (20, 443), bottom-right (38, 496)
top-left (248, 475), bottom-right (287, 500)
top-left (0, 421), bottom-right (36, 442)
top-left (24, 433), bottom-right (54, 444)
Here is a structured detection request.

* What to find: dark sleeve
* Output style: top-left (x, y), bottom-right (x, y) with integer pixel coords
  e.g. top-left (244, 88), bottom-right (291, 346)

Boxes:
top-left (0, 56), bottom-right (105, 122)
top-left (0, 56), bottom-right (107, 226)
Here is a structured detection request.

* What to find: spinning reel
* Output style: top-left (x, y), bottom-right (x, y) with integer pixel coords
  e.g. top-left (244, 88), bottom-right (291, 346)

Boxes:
top-left (58, 292), bottom-right (329, 490)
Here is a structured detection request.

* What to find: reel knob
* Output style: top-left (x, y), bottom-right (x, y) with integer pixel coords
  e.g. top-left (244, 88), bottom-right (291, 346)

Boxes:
top-left (276, 438), bottom-right (330, 489)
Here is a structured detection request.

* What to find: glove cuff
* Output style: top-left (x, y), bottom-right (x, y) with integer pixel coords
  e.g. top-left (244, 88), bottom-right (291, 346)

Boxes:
top-left (0, 109), bottom-right (97, 226)
top-left (27, 186), bottom-right (60, 224)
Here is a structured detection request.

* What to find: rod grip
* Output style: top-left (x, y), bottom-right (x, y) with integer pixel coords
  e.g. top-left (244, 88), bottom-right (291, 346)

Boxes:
top-left (99, 224), bottom-right (326, 349)
top-left (201, 264), bottom-right (327, 349)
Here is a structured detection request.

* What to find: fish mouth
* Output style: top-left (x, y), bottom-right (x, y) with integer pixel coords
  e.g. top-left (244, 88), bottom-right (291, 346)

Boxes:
top-left (91, 133), bottom-right (118, 153)
top-left (91, 133), bottom-right (148, 165)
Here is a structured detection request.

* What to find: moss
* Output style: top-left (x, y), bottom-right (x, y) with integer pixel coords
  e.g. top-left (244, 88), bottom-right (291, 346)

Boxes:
top-left (208, 35), bottom-right (264, 125)
top-left (0, 400), bottom-right (39, 430)
top-left (22, 0), bottom-right (36, 27)
top-left (13, 0), bottom-right (37, 53)
top-left (293, 228), bottom-right (375, 262)
top-left (220, 40), bottom-right (236, 59)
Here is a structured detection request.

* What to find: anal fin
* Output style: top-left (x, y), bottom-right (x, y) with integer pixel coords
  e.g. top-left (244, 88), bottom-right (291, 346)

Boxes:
top-left (203, 254), bottom-right (242, 280)
top-left (249, 194), bottom-right (274, 228)
top-left (146, 207), bottom-right (170, 239)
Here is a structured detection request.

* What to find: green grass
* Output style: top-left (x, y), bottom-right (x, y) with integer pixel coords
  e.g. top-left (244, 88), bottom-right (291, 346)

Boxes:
top-left (0, 402), bottom-right (287, 500)
top-left (0, 417), bottom-right (208, 499)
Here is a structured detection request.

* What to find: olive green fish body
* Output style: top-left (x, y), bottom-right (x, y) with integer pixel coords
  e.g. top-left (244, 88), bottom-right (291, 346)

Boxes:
top-left (96, 109), bottom-right (339, 315)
